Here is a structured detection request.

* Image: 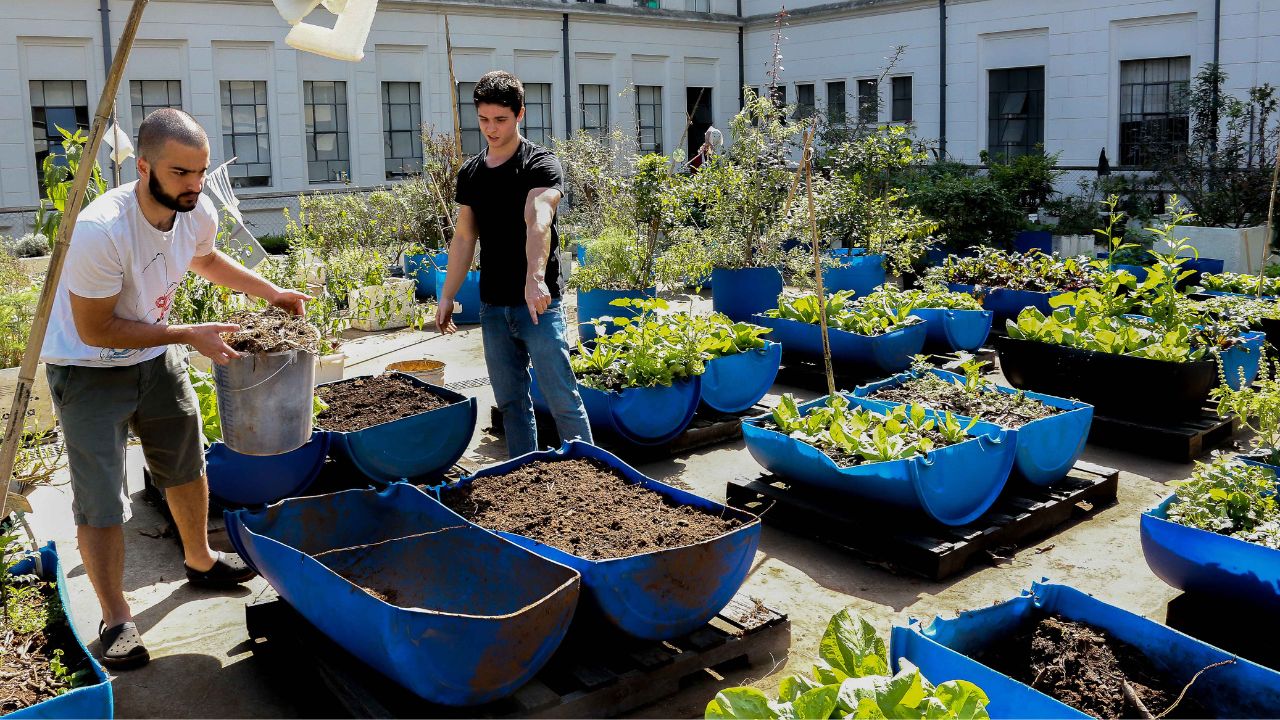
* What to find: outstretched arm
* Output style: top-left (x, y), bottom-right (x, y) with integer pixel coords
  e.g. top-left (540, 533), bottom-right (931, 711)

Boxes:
top-left (523, 186), bottom-right (562, 324)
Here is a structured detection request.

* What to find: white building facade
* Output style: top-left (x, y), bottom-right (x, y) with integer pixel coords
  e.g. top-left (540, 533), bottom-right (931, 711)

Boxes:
top-left (1, 0), bottom-right (1276, 235)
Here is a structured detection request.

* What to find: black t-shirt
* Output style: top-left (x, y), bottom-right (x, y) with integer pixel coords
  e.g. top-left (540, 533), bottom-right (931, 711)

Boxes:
top-left (455, 138), bottom-right (564, 306)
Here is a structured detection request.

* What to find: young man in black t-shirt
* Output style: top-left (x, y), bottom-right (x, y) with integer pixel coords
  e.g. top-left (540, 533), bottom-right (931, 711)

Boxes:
top-left (436, 71), bottom-right (593, 457)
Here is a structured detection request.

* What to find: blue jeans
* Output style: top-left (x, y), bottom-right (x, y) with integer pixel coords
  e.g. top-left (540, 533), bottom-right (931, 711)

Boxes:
top-left (480, 299), bottom-right (593, 458)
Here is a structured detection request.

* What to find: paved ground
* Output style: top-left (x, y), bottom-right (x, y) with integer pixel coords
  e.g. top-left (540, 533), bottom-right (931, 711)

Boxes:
top-left (18, 292), bottom-right (1211, 718)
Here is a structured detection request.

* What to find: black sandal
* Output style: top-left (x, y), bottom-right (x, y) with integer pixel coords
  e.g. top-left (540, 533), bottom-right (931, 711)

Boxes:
top-left (98, 621), bottom-right (150, 670)
top-left (184, 551), bottom-right (256, 589)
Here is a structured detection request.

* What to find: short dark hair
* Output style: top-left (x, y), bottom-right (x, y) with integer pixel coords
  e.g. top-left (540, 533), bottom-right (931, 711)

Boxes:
top-left (137, 108), bottom-right (207, 160)
top-left (473, 71), bottom-right (524, 114)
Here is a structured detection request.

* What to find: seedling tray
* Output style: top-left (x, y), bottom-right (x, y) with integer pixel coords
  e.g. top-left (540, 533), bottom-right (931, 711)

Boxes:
top-left (244, 586), bottom-right (789, 718)
top-left (725, 460), bottom-right (1119, 580)
top-left (1087, 407), bottom-right (1237, 463)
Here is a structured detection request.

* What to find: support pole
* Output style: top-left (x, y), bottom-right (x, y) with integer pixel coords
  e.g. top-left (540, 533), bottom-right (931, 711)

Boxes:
top-left (444, 15), bottom-right (462, 157)
top-left (2, 0), bottom-right (151, 520)
top-left (801, 119), bottom-right (835, 396)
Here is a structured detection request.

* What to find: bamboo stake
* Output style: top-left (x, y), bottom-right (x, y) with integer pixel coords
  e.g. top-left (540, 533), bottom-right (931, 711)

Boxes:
top-left (1, 0), bottom-right (150, 521)
top-left (444, 15), bottom-right (462, 158)
top-left (1255, 152), bottom-right (1280, 299)
top-left (801, 118), bottom-right (835, 396)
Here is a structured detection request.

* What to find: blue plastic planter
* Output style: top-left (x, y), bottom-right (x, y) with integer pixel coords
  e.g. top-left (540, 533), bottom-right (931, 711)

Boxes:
top-left (823, 250), bottom-right (886, 296)
top-left (700, 342), bottom-right (782, 414)
top-left (890, 580), bottom-right (1280, 719)
top-left (225, 484), bottom-right (580, 706)
top-left (1013, 230), bottom-right (1052, 254)
top-left (1237, 452), bottom-right (1280, 474)
top-left (1142, 482), bottom-right (1280, 610)
top-left (947, 283), bottom-right (1061, 325)
top-left (1220, 330), bottom-right (1266, 390)
top-left (711, 267), bottom-right (783, 322)
top-left (324, 374), bottom-right (476, 482)
top-left (576, 287), bottom-right (655, 342)
top-left (7, 542), bottom-right (113, 720)
top-left (576, 244), bottom-right (587, 266)
top-left (742, 395), bottom-right (1016, 525)
top-left (405, 251), bottom-right (447, 300)
top-left (207, 430), bottom-right (331, 507)
top-left (433, 258), bottom-right (481, 324)
top-left (535, 376), bottom-right (701, 446)
top-left (908, 308), bottom-right (994, 352)
top-left (854, 369), bottom-right (1092, 486)
top-left (753, 314), bottom-right (927, 374)
top-left (1181, 257), bottom-right (1224, 288)
top-left (434, 441), bottom-right (762, 640)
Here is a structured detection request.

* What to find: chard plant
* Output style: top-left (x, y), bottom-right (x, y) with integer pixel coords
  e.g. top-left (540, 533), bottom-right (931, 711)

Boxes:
top-left (925, 247), bottom-right (1097, 293)
top-left (706, 607), bottom-right (990, 719)
top-left (768, 394), bottom-right (977, 466)
top-left (1167, 455), bottom-right (1280, 550)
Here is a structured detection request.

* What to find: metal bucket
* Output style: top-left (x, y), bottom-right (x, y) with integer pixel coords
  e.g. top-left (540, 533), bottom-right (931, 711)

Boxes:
top-left (213, 348), bottom-right (316, 456)
top-left (384, 358), bottom-right (445, 386)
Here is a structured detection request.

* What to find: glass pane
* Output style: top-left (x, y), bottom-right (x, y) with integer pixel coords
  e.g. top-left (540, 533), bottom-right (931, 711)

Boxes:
top-left (309, 161), bottom-right (327, 182)
top-left (232, 104), bottom-right (255, 132)
top-left (410, 83), bottom-right (419, 102)
top-left (312, 82), bottom-right (332, 104)
top-left (129, 81), bottom-right (142, 107)
top-left (313, 103), bottom-right (333, 129)
top-left (390, 104), bottom-right (411, 130)
top-left (45, 81), bottom-right (73, 106)
top-left (30, 81), bottom-right (45, 106)
top-left (336, 109), bottom-right (347, 132)
top-left (221, 104), bottom-right (232, 129)
top-left (392, 131), bottom-right (411, 158)
top-left (304, 105), bottom-right (315, 129)
top-left (231, 81), bottom-right (255, 105)
top-left (316, 133), bottom-right (336, 158)
top-left (234, 134), bottom-right (258, 162)
top-left (141, 81), bottom-right (163, 105)
top-left (336, 82), bottom-right (346, 103)
top-left (221, 82), bottom-right (231, 104)
top-left (45, 107), bottom-right (77, 135)
top-left (73, 81), bottom-right (87, 105)
top-left (1001, 119), bottom-right (1026, 143)
top-left (256, 105), bottom-right (269, 133)
top-left (258, 134), bottom-right (271, 159)
top-left (169, 80), bottom-right (181, 101)
top-left (1144, 85), bottom-right (1169, 114)
top-left (1170, 57), bottom-right (1191, 82)
top-left (1000, 92), bottom-right (1027, 116)
top-left (1147, 60), bottom-right (1169, 83)
top-left (389, 82), bottom-right (408, 104)
top-left (255, 81), bottom-right (267, 104)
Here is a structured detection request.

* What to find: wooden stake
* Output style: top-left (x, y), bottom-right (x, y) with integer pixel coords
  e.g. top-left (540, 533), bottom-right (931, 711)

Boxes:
top-left (1256, 152), bottom-right (1280, 298)
top-left (1, 0), bottom-right (150, 521)
top-left (802, 118), bottom-right (835, 396)
top-left (444, 15), bottom-right (462, 158)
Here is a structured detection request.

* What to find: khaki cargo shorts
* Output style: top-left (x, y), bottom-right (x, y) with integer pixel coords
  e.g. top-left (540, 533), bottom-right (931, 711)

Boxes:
top-left (46, 345), bottom-right (205, 527)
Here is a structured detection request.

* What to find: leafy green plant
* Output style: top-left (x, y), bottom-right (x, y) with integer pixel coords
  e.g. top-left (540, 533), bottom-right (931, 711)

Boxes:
top-left (3, 233), bottom-right (52, 259)
top-left (1167, 455), bottom-right (1280, 550)
top-left (858, 284), bottom-right (983, 312)
top-left (34, 127), bottom-right (107, 244)
top-left (766, 291), bottom-right (924, 337)
top-left (706, 607), bottom-right (990, 719)
top-left (926, 247), bottom-right (1097, 293)
top-left (1199, 272), bottom-right (1280, 297)
top-left (903, 167), bottom-right (1026, 252)
top-left (981, 146), bottom-right (1065, 213)
top-left (1214, 356), bottom-right (1280, 465)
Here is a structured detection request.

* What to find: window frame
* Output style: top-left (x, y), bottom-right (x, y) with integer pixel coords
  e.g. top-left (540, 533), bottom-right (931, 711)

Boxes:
top-left (580, 83), bottom-right (610, 140)
top-left (794, 82), bottom-right (816, 120)
top-left (856, 78), bottom-right (879, 124)
top-left (987, 66), bottom-right (1045, 162)
top-left (826, 80), bottom-right (846, 125)
top-left (522, 82), bottom-right (554, 146)
top-left (303, 80), bottom-right (351, 184)
top-left (891, 76), bottom-right (912, 123)
top-left (29, 79), bottom-right (91, 197)
top-left (1119, 56), bottom-right (1191, 168)
top-left (635, 84), bottom-right (664, 154)
top-left (382, 81), bottom-right (423, 179)
top-left (457, 81), bottom-right (482, 156)
top-left (219, 80), bottom-right (273, 188)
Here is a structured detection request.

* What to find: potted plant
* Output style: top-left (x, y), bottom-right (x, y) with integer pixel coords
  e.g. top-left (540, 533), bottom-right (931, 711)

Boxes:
top-left (1040, 178), bottom-right (1103, 257)
top-left (757, 290), bottom-right (928, 374)
top-left (856, 284), bottom-right (992, 353)
top-left (926, 247), bottom-right (1098, 324)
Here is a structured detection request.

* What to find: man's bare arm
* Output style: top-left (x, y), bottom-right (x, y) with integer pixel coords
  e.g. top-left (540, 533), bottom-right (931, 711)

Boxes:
top-left (69, 292), bottom-right (240, 365)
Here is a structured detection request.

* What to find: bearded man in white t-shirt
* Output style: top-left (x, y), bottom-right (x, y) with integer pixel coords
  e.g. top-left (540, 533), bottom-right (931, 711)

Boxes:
top-left (39, 108), bottom-right (310, 670)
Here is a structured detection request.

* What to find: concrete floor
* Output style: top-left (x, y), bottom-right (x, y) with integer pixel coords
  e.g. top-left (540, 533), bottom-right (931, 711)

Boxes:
top-left (18, 293), bottom-right (1213, 718)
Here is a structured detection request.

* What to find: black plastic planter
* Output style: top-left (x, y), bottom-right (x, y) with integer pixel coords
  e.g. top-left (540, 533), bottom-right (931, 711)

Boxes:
top-left (993, 335), bottom-right (1219, 422)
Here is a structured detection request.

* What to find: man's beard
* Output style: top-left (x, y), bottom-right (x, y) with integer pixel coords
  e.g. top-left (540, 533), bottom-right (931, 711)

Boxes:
top-left (149, 172), bottom-right (200, 212)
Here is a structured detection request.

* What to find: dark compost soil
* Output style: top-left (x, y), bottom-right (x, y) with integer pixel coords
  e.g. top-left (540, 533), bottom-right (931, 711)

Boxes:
top-left (442, 458), bottom-right (743, 560)
top-left (976, 613), bottom-right (1207, 719)
top-left (315, 373), bottom-right (451, 432)
top-left (1, 581), bottom-right (75, 714)
top-left (222, 306), bottom-right (321, 353)
top-left (865, 374), bottom-right (1060, 428)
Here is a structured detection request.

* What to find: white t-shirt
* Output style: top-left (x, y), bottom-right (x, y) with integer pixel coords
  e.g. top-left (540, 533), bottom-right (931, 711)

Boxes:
top-left (41, 181), bottom-right (217, 367)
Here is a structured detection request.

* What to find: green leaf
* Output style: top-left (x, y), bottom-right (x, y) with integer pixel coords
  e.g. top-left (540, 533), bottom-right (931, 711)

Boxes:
top-left (931, 681), bottom-right (990, 719)
top-left (792, 685), bottom-right (840, 719)
top-left (835, 676), bottom-right (887, 713)
top-left (878, 666), bottom-right (927, 717)
top-left (779, 675), bottom-right (825, 703)
top-left (850, 697), bottom-right (889, 719)
top-left (707, 687), bottom-right (780, 719)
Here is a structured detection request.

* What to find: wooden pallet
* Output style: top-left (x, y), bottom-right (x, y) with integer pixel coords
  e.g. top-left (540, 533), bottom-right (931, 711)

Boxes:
top-left (772, 358), bottom-right (889, 394)
top-left (487, 403), bottom-right (763, 461)
top-left (1087, 408), bottom-right (1236, 463)
top-left (1165, 592), bottom-right (1280, 671)
top-left (245, 587), bottom-right (790, 719)
top-left (725, 460), bottom-right (1119, 580)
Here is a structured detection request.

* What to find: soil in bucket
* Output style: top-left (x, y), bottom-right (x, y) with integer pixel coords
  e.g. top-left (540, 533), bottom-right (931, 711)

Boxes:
top-left (975, 612), bottom-right (1207, 718)
top-left (315, 373), bottom-right (452, 432)
top-left (443, 458), bottom-right (742, 560)
top-left (1, 579), bottom-right (78, 713)
top-left (222, 306), bottom-right (321, 353)
top-left (865, 374), bottom-right (1061, 428)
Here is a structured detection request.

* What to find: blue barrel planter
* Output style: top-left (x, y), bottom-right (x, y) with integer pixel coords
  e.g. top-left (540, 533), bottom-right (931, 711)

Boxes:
top-left (711, 267), bottom-right (783, 322)
top-left (1237, 452), bottom-right (1280, 474)
top-left (405, 251), bottom-right (448, 300)
top-left (700, 341), bottom-right (782, 414)
top-left (753, 314), bottom-right (927, 374)
top-left (207, 430), bottom-right (331, 507)
top-left (1013, 230), bottom-right (1052, 254)
top-left (823, 250), bottom-right (886, 297)
top-left (433, 257), bottom-right (481, 324)
top-left (947, 283), bottom-right (1061, 325)
top-left (1220, 330), bottom-right (1266, 390)
top-left (909, 308), bottom-right (993, 352)
top-left (576, 287), bottom-right (655, 342)
top-left (535, 376), bottom-right (701, 446)
top-left (435, 441), bottom-right (762, 640)
top-left (7, 542), bottom-right (113, 720)
top-left (890, 580), bottom-right (1280, 719)
top-left (324, 374), bottom-right (476, 482)
top-left (1180, 256), bottom-right (1224, 288)
top-left (854, 369), bottom-right (1093, 486)
top-left (224, 484), bottom-right (580, 705)
top-left (575, 244), bottom-right (588, 267)
top-left (742, 395), bottom-right (1016, 525)
top-left (1200, 288), bottom-right (1280, 300)
top-left (1142, 484), bottom-right (1280, 611)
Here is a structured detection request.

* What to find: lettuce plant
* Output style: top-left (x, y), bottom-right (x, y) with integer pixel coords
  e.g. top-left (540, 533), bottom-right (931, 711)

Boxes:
top-left (856, 284), bottom-right (983, 312)
top-left (768, 394), bottom-right (976, 466)
top-left (766, 291), bottom-right (923, 337)
top-left (1199, 272), bottom-right (1280, 297)
top-left (706, 608), bottom-right (990, 719)
top-left (926, 247), bottom-right (1097, 292)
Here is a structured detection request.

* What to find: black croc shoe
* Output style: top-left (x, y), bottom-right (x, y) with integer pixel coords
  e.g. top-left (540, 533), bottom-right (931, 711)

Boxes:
top-left (98, 621), bottom-right (150, 670)
top-left (184, 551), bottom-right (257, 589)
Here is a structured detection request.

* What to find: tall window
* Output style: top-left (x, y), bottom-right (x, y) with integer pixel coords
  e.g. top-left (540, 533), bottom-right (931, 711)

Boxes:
top-left (686, 0), bottom-right (709, 10)
top-left (580, 84), bottom-right (609, 140)
top-left (523, 83), bottom-right (553, 146)
top-left (457, 81), bottom-right (481, 155)
top-left (891, 76), bottom-right (912, 123)
top-left (382, 81), bottom-right (422, 178)
top-left (30, 80), bottom-right (90, 195)
top-left (129, 80), bottom-right (182, 126)
top-left (857, 79), bottom-right (878, 123)
top-left (826, 81), bottom-right (846, 125)
top-left (304, 81), bottom-right (350, 183)
top-left (1120, 57), bottom-right (1191, 167)
top-left (636, 85), bottom-right (663, 153)
top-left (219, 80), bottom-right (272, 187)
top-left (794, 83), bottom-right (816, 120)
top-left (987, 66), bottom-right (1045, 161)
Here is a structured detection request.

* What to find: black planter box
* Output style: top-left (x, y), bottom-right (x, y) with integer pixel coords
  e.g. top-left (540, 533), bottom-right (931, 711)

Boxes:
top-left (994, 335), bottom-right (1219, 422)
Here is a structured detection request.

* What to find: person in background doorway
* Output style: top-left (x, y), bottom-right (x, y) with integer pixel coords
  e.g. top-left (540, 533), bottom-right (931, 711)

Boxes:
top-left (435, 70), bottom-right (593, 458)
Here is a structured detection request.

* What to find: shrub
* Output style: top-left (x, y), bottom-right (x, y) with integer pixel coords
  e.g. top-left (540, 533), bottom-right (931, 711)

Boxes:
top-left (904, 169), bottom-right (1026, 251)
